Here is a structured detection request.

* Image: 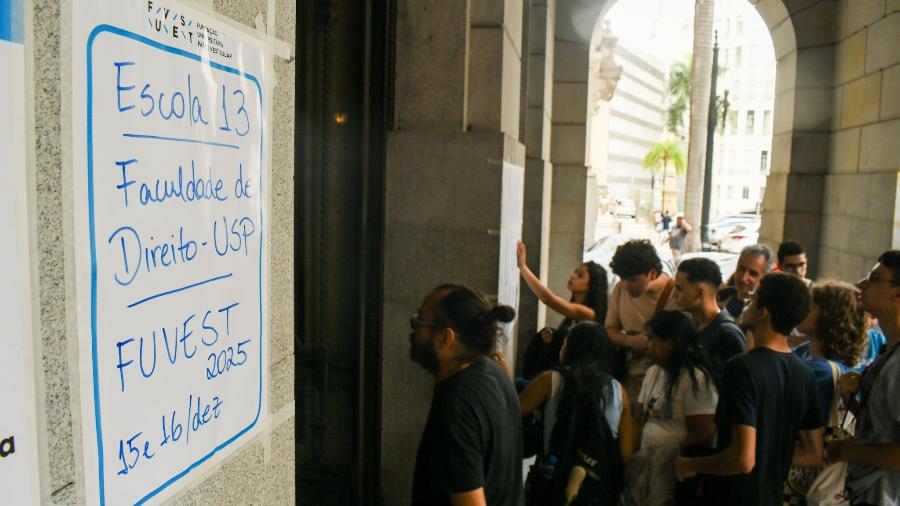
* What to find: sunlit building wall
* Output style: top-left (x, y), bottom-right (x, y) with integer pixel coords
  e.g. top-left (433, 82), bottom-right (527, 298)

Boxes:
top-left (712, 0), bottom-right (776, 218)
top-left (591, 38), bottom-right (669, 218)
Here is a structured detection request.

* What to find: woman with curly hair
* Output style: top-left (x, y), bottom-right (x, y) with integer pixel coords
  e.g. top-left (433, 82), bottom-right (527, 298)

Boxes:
top-left (795, 280), bottom-right (868, 423)
top-left (517, 241), bottom-right (609, 381)
top-left (783, 280), bottom-right (867, 504)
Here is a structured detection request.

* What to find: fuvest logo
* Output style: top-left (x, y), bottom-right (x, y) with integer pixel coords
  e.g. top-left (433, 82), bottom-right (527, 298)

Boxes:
top-left (0, 435), bottom-right (15, 458)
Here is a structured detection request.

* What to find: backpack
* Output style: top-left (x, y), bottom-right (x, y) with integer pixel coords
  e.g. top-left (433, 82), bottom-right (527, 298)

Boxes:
top-left (526, 369), bottom-right (624, 506)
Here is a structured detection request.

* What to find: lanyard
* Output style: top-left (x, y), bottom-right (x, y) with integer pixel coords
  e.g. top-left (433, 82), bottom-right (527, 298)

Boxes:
top-left (857, 341), bottom-right (899, 414)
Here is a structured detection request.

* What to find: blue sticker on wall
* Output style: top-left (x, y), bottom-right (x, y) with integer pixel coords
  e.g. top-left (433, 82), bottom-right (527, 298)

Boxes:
top-left (0, 0), bottom-right (23, 44)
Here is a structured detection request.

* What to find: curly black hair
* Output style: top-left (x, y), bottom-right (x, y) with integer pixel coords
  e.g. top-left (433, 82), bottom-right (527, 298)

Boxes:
top-left (609, 239), bottom-right (662, 278)
top-left (809, 281), bottom-right (867, 367)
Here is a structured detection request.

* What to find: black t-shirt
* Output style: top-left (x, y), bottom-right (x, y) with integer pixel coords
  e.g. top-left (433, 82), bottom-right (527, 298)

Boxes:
top-left (698, 311), bottom-right (746, 380)
top-left (412, 357), bottom-right (524, 506)
top-left (705, 347), bottom-right (822, 506)
top-left (724, 296), bottom-right (745, 320)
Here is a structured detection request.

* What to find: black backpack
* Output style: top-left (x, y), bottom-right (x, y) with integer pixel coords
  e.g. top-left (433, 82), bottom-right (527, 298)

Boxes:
top-left (527, 369), bottom-right (624, 506)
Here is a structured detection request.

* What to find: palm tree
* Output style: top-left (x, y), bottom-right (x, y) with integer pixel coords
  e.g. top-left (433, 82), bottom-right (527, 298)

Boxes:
top-left (666, 58), bottom-right (691, 137)
top-left (644, 139), bottom-right (686, 193)
top-left (684, 0), bottom-right (715, 251)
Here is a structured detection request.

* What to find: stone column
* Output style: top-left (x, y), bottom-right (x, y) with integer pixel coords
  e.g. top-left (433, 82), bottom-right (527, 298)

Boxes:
top-left (517, 0), bottom-right (556, 363)
top-left (759, 1), bottom-right (835, 278)
top-left (547, 38), bottom-right (590, 325)
top-left (819, 5), bottom-right (900, 276)
top-left (382, 1), bottom-right (526, 503)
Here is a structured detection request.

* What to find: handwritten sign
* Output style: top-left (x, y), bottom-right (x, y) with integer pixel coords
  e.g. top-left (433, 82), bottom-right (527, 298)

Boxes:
top-left (73, 2), bottom-right (269, 504)
top-left (0, 1), bottom-right (41, 503)
top-left (498, 162), bottom-right (524, 355)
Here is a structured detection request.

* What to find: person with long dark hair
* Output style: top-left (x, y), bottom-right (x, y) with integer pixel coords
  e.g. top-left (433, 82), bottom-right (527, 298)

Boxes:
top-left (519, 322), bottom-right (634, 505)
top-left (517, 241), bottom-right (609, 381)
top-left (409, 284), bottom-right (523, 506)
top-left (627, 310), bottom-right (719, 505)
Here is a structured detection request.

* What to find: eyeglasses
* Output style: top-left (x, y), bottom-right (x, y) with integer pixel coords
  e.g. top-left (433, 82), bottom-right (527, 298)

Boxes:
top-left (410, 313), bottom-right (444, 331)
top-left (862, 272), bottom-right (897, 285)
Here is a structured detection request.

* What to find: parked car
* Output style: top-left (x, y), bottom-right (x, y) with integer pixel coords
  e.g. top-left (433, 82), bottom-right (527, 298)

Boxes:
top-left (708, 213), bottom-right (760, 248)
top-left (614, 197), bottom-right (636, 218)
top-left (719, 221), bottom-right (761, 253)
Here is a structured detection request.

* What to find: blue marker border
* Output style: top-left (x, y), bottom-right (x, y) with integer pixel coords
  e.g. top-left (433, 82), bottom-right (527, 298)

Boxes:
top-left (86, 24), bottom-right (264, 506)
top-left (0, 0), bottom-right (24, 44)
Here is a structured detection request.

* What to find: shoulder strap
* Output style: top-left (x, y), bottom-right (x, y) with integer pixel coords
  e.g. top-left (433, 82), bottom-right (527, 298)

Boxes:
top-left (857, 342), bottom-right (900, 414)
top-left (654, 277), bottom-right (675, 316)
top-left (826, 360), bottom-right (843, 427)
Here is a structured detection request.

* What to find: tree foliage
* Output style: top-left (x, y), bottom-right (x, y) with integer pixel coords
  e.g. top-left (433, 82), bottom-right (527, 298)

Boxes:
top-left (644, 139), bottom-right (686, 189)
top-left (666, 58), bottom-right (692, 136)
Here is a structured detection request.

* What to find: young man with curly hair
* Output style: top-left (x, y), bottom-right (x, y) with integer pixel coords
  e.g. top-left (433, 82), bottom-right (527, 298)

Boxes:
top-left (605, 240), bottom-right (678, 399)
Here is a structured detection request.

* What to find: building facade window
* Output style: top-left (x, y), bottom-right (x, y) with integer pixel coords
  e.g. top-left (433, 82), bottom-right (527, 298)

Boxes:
top-left (760, 150), bottom-right (769, 173)
top-left (735, 47), bottom-right (742, 66)
top-left (763, 110), bottom-right (772, 134)
top-left (728, 110), bottom-right (738, 134)
top-left (746, 110), bottom-right (755, 134)
top-left (742, 186), bottom-right (750, 199)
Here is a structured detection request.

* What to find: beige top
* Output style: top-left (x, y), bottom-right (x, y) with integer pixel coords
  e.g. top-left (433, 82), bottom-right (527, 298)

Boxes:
top-left (605, 277), bottom-right (679, 386)
top-left (605, 277), bottom-right (678, 332)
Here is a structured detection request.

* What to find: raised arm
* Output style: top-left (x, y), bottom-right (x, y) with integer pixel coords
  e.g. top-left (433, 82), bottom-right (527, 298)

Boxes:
top-left (517, 241), bottom-right (596, 321)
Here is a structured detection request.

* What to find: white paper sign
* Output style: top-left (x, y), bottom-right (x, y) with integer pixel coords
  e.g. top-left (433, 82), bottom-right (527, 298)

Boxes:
top-left (498, 162), bottom-right (524, 355)
top-left (0, 1), bottom-right (41, 503)
top-left (72, 2), bottom-right (269, 504)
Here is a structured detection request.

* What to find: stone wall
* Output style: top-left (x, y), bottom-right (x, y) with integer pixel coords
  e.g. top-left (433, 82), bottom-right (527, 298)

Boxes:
top-left (382, 1), bottom-right (526, 503)
top-left (819, 1), bottom-right (900, 278)
top-left (31, 0), bottom-right (296, 503)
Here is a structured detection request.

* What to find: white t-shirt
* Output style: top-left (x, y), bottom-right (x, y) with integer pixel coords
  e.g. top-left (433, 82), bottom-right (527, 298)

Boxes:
top-left (638, 365), bottom-right (718, 448)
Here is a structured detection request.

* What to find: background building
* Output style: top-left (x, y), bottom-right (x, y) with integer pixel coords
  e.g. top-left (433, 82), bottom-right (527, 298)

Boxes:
top-left (711, 0), bottom-right (776, 217)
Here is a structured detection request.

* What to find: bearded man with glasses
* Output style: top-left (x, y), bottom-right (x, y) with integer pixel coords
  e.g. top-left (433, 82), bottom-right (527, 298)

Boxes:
top-left (827, 250), bottom-right (900, 506)
top-left (408, 284), bottom-right (523, 506)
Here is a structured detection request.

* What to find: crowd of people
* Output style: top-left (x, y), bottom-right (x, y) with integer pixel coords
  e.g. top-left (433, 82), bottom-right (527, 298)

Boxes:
top-left (407, 241), bottom-right (900, 506)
